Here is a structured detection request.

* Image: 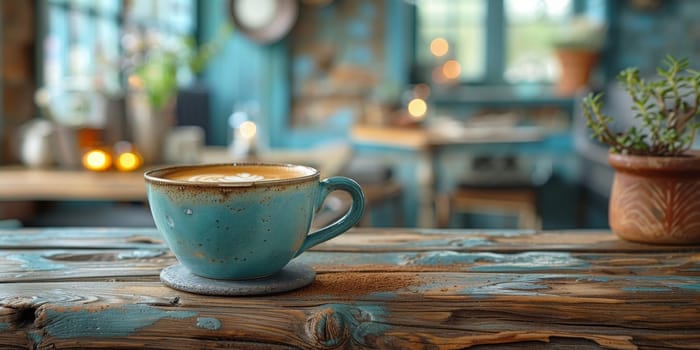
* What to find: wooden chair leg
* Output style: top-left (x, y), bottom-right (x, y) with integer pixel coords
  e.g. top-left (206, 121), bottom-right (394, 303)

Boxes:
top-left (435, 193), bottom-right (451, 228)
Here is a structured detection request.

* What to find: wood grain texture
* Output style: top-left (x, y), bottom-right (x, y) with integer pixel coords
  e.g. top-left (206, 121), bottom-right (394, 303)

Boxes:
top-left (4, 227), bottom-right (696, 252)
top-left (1, 228), bottom-right (699, 349)
top-left (2, 249), bottom-right (700, 283)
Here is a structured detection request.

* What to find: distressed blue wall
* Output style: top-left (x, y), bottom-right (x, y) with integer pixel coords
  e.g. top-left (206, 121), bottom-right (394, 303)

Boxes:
top-left (199, 0), bottom-right (268, 147)
top-left (200, 0), bottom-right (412, 149)
top-left (611, 0), bottom-right (700, 76)
top-left (197, 0), bottom-right (700, 228)
top-left (199, 0), bottom-right (419, 226)
top-left (200, 0), bottom-right (700, 148)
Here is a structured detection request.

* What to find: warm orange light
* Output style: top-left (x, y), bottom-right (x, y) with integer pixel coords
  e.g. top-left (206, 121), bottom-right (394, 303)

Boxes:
top-left (82, 149), bottom-right (112, 171)
top-left (127, 74), bottom-right (143, 89)
top-left (430, 38), bottom-right (449, 57)
top-left (115, 151), bottom-right (142, 172)
top-left (407, 98), bottom-right (428, 119)
top-left (239, 121), bottom-right (257, 139)
top-left (442, 60), bottom-right (461, 80)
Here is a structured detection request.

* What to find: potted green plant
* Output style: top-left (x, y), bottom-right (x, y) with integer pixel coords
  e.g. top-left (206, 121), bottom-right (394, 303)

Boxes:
top-left (582, 55), bottom-right (700, 244)
top-left (126, 26), bottom-right (231, 164)
top-left (554, 16), bottom-right (606, 96)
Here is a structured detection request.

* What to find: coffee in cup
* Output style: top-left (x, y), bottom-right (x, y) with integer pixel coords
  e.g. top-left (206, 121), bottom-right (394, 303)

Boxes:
top-left (144, 163), bottom-right (365, 281)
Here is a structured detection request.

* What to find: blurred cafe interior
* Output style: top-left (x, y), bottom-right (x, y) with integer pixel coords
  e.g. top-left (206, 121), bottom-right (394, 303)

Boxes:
top-left (0, 0), bottom-right (695, 230)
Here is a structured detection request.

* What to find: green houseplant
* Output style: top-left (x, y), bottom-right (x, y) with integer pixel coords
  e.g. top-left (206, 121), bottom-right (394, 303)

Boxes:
top-left (553, 17), bottom-right (606, 96)
top-left (126, 25), bottom-right (231, 164)
top-left (582, 55), bottom-right (700, 244)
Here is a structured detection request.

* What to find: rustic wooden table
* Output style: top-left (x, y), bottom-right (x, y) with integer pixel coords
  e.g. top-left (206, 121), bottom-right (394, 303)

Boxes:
top-left (0, 146), bottom-right (351, 201)
top-left (1, 227), bottom-right (699, 349)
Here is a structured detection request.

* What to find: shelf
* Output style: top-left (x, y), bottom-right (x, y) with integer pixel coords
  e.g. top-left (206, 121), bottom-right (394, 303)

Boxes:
top-left (429, 85), bottom-right (577, 106)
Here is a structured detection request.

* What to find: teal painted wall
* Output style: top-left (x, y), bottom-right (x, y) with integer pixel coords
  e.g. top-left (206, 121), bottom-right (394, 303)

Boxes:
top-left (199, 0), bottom-right (268, 147)
top-left (611, 0), bottom-right (700, 76)
top-left (198, 0), bottom-right (700, 228)
top-left (199, 0), bottom-right (413, 149)
top-left (198, 0), bottom-right (420, 226)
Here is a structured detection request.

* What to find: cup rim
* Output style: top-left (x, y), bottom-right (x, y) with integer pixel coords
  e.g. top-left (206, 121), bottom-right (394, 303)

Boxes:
top-left (144, 162), bottom-right (320, 187)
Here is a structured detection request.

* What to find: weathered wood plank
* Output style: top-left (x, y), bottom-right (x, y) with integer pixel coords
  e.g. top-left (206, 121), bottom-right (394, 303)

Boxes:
top-left (1, 277), bottom-right (699, 349)
top-left (0, 249), bottom-right (170, 283)
top-left (1, 248), bottom-right (699, 283)
top-left (320, 229), bottom-right (700, 253)
top-left (3, 228), bottom-right (700, 253)
top-left (2, 228), bottom-right (699, 349)
top-left (0, 228), bottom-right (165, 249)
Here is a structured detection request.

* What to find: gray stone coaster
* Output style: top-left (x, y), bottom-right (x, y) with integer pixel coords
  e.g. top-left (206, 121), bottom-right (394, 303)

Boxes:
top-left (160, 262), bottom-right (316, 296)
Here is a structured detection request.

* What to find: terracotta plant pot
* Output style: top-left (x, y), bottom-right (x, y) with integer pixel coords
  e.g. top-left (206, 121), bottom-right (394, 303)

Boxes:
top-left (608, 152), bottom-right (700, 244)
top-left (555, 49), bottom-right (600, 96)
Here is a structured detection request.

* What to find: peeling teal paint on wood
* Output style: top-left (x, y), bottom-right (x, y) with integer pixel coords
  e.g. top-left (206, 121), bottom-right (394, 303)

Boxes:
top-left (403, 251), bottom-right (479, 266)
top-left (354, 321), bottom-right (391, 347)
top-left (401, 251), bottom-right (588, 271)
top-left (196, 317), bottom-right (221, 330)
top-left (622, 286), bottom-right (672, 292)
top-left (0, 228), bottom-right (165, 249)
top-left (302, 251), bottom-right (588, 273)
top-left (44, 304), bottom-right (197, 338)
top-left (0, 322), bottom-right (8, 331)
top-left (5, 253), bottom-right (65, 271)
top-left (457, 274), bottom-right (551, 296)
top-left (414, 228), bottom-right (535, 237)
top-left (28, 330), bottom-right (42, 345)
top-left (0, 228), bottom-right (160, 241)
top-left (300, 252), bottom-right (404, 266)
top-left (117, 249), bottom-right (166, 260)
top-left (626, 276), bottom-right (700, 293)
top-left (470, 252), bottom-right (589, 271)
top-left (410, 238), bottom-right (494, 249)
top-left (671, 282), bottom-right (700, 292)
top-left (581, 276), bottom-right (610, 282)
top-left (335, 304), bottom-right (389, 343)
top-left (303, 304), bottom-right (390, 347)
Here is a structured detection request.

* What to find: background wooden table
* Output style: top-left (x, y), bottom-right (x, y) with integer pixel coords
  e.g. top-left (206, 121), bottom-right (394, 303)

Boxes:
top-left (1, 228), bottom-right (699, 349)
top-left (0, 145), bottom-right (352, 201)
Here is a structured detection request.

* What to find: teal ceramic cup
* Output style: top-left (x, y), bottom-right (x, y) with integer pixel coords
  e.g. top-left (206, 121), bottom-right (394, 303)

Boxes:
top-left (144, 163), bottom-right (365, 280)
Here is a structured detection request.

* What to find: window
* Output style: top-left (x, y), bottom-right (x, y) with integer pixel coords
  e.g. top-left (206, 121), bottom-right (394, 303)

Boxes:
top-left (414, 0), bottom-right (606, 85)
top-left (43, 0), bottom-right (123, 93)
top-left (416, 0), bottom-right (487, 81)
top-left (41, 0), bottom-right (195, 125)
top-left (504, 0), bottom-right (573, 83)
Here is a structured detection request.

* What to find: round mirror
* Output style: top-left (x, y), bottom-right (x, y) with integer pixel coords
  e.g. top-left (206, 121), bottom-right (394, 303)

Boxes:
top-left (229, 0), bottom-right (298, 44)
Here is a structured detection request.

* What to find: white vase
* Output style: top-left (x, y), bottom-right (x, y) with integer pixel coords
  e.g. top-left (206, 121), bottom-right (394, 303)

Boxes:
top-left (127, 92), bottom-right (173, 165)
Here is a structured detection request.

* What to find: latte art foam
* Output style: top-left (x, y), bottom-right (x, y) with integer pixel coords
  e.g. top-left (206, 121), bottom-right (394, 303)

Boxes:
top-left (157, 164), bottom-right (318, 184)
top-left (187, 172), bottom-right (269, 183)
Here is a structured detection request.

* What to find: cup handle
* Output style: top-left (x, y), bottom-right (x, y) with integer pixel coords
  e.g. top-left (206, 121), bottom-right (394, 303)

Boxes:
top-left (294, 176), bottom-right (365, 257)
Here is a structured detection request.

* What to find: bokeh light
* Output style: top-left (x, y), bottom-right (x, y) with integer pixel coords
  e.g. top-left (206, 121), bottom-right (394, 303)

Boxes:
top-left (115, 151), bottom-right (142, 172)
top-left (82, 149), bottom-right (112, 171)
top-left (430, 38), bottom-right (449, 57)
top-left (239, 121), bottom-right (257, 139)
top-left (407, 98), bottom-right (428, 119)
top-left (442, 60), bottom-right (461, 80)
top-left (127, 74), bottom-right (143, 89)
